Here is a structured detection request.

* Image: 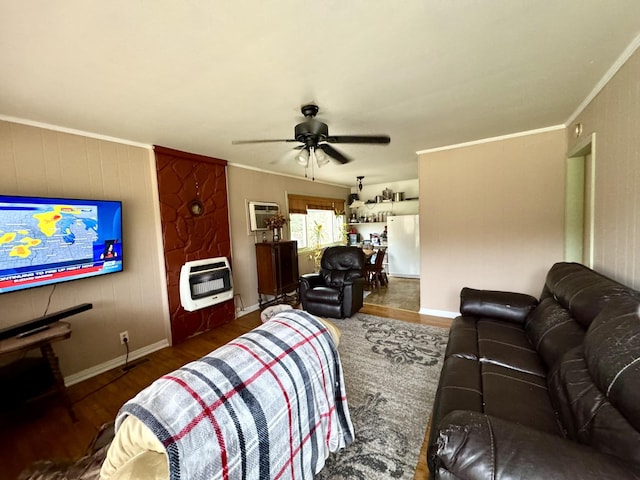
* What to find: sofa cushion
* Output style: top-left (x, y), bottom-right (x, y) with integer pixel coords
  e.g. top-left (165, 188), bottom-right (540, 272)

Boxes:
top-left (433, 411), bottom-right (640, 480)
top-left (525, 297), bottom-right (586, 369)
top-left (584, 295), bottom-right (640, 432)
top-left (319, 246), bottom-right (365, 287)
top-left (460, 287), bottom-right (538, 324)
top-left (544, 262), bottom-right (636, 328)
top-left (445, 316), bottom-right (547, 377)
top-left (435, 320), bottom-right (559, 436)
top-left (477, 319), bottom-right (546, 377)
top-left (303, 286), bottom-right (342, 305)
top-left (100, 415), bottom-right (168, 479)
top-left (321, 269), bottom-right (362, 287)
top-left (429, 356), bottom-right (483, 430)
top-left (443, 316), bottom-right (480, 360)
top-left (481, 362), bottom-right (561, 435)
top-left (548, 344), bottom-right (640, 471)
top-left (547, 345), bottom-right (579, 439)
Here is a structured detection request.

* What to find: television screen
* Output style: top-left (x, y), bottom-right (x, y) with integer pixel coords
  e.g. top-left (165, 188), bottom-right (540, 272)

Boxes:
top-left (0, 195), bottom-right (123, 294)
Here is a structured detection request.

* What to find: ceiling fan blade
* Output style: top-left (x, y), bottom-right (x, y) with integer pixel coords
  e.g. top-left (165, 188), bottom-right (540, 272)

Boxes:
top-left (269, 149), bottom-right (299, 165)
top-left (232, 139), bottom-right (297, 145)
top-left (318, 144), bottom-right (351, 164)
top-left (326, 135), bottom-right (390, 144)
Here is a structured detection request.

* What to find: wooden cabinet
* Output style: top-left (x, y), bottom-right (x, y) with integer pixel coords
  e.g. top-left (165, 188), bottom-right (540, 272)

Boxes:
top-left (255, 241), bottom-right (299, 308)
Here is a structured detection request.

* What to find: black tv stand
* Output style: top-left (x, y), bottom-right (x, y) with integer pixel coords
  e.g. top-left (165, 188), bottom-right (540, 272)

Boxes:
top-left (0, 303), bottom-right (93, 340)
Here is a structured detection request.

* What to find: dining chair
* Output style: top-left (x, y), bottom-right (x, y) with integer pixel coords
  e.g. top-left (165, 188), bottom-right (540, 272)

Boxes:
top-left (365, 247), bottom-right (387, 289)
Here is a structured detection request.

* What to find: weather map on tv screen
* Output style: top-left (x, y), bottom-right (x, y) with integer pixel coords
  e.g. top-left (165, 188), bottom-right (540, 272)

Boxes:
top-left (0, 195), bottom-right (123, 294)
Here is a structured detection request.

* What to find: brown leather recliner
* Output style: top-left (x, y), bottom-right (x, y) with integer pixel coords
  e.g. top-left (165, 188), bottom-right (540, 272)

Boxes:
top-left (428, 262), bottom-right (640, 479)
top-left (299, 246), bottom-right (366, 319)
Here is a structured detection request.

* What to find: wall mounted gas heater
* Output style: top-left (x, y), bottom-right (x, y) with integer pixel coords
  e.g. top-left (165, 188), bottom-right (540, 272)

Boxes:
top-left (179, 257), bottom-right (233, 312)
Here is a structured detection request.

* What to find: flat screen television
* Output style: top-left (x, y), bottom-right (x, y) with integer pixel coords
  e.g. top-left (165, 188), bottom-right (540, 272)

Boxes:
top-left (0, 194), bottom-right (123, 294)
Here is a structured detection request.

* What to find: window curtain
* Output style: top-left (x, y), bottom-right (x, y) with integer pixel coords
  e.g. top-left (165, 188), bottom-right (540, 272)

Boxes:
top-left (287, 194), bottom-right (345, 214)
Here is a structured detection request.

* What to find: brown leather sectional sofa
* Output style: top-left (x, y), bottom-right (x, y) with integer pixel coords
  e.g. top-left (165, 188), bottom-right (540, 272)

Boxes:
top-left (428, 262), bottom-right (640, 479)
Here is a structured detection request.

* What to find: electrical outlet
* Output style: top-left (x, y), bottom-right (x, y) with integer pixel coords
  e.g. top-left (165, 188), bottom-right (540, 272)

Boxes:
top-left (119, 331), bottom-right (129, 345)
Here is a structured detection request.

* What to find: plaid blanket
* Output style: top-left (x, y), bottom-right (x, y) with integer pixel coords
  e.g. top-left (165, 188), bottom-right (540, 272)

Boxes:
top-left (115, 310), bottom-right (354, 480)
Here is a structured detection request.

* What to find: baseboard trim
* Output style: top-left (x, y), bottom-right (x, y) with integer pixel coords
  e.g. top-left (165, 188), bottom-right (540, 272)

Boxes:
top-left (64, 339), bottom-right (170, 386)
top-left (419, 307), bottom-right (458, 319)
top-left (236, 303), bottom-right (260, 318)
top-left (239, 302), bottom-right (460, 320)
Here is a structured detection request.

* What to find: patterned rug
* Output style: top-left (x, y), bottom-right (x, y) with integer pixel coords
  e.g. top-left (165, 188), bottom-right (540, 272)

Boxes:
top-left (316, 313), bottom-right (448, 480)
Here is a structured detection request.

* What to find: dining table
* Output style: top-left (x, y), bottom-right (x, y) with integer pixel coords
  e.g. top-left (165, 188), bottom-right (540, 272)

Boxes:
top-left (361, 244), bottom-right (386, 262)
top-left (362, 248), bottom-right (375, 262)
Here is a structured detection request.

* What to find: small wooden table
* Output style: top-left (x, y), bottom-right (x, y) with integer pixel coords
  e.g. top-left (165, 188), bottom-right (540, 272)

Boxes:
top-left (0, 321), bottom-right (76, 421)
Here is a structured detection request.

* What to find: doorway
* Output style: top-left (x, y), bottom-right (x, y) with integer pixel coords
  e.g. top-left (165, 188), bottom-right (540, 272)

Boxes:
top-left (565, 132), bottom-right (596, 267)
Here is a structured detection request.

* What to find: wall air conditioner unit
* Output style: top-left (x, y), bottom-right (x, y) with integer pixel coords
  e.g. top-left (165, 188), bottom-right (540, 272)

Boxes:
top-left (248, 201), bottom-right (279, 231)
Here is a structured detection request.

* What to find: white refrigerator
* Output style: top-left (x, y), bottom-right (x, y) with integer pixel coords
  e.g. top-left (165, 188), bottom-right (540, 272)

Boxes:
top-left (387, 214), bottom-right (420, 277)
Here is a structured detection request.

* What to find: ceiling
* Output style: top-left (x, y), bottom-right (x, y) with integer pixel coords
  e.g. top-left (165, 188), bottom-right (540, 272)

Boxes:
top-left (2, 1), bottom-right (640, 187)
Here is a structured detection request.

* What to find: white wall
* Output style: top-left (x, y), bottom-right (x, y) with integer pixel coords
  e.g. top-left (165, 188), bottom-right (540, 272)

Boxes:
top-left (418, 129), bottom-right (567, 315)
top-left (226, 165), bottom-right (350, 313)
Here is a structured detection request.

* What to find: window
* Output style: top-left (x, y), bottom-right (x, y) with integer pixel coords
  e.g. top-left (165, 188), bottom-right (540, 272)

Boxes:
top-left (290, 209), bottom-right (345, 249)
top-left (287, 194), bottom-right (345, 250)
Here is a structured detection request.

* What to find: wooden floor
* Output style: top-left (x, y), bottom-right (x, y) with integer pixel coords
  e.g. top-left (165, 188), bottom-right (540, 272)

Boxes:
top-left (1, 305), bottom-right (449, 479)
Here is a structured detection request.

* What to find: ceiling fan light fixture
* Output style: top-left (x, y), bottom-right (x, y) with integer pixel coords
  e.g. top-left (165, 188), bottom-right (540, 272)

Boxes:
top-left (232, 105), bottom-right (390, 173)
top-left (297, 148), bottom-right (310, 166)
top-left (314, 147), bottom-right (330, 167)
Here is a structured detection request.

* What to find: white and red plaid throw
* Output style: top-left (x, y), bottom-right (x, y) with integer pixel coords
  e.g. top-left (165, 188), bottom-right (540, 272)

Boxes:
top-left (115, 309), bottom-right (354, 479)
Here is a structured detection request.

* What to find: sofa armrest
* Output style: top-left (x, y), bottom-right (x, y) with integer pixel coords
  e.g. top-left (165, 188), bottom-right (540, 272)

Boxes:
top-left (459, 287), bottom-right (538, 324)
top-left (432, 410), bottom-right (639, 480)
top-left (342, 270), bottom-right (364, 285)
top-left (300, 273), bottom-right (324, 290)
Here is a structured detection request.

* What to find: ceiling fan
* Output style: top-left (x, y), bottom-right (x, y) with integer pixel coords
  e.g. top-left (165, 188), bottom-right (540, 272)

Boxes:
top-left (232, 104), bottom-right (390, 168)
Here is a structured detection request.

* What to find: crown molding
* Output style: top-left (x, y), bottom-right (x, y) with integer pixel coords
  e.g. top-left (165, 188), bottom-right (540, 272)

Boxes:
top-left (416, 125), bottom-right (565, 155)
top-left (0, 114), bottom-right (151, 149)
top-left (227, 161), bottom-right (349, 188)
top-left (566, 32), bottom-right (640, 126)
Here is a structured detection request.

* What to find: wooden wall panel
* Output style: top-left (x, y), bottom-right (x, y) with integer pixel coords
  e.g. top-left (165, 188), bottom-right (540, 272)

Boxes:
top-left (566, 48), bottom-right (640, 289)
top-left (154, 146), bottom-right (234, 344)
top-left (0, 121), bottom-right (168, 376)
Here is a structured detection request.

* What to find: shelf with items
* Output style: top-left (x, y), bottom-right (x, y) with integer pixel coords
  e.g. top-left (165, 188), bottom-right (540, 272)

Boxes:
top-left (348, 198), bottom-right (418, 223)
top-left (349, 198), bottom-right (419, 208)
top-left (347, 222), bottom-right (387, 248)
top-left (348, 212), bottom-right (389, 224)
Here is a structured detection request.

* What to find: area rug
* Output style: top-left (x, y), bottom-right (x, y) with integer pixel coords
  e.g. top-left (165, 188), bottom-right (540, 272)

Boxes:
top-left (316, 313), bottom-right (448, 480)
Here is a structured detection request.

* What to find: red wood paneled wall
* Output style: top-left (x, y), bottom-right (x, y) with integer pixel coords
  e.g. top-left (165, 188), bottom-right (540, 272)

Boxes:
top-left (154, 146), bottom-right (234, 344)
